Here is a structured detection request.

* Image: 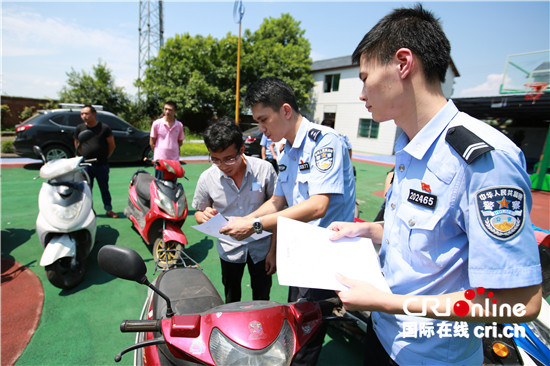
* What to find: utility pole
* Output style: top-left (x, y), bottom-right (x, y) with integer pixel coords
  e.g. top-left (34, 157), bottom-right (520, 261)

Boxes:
top-left (233, 0), bottom-right (245, 124)
top-left (138, 0), bottom-right (164, 100)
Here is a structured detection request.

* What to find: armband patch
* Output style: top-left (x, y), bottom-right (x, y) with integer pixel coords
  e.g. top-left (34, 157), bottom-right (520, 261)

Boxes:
top-left (475, 186), bottom-right (525, 240)
top-left (308, 129), bottom-right (322, 142)
top-left (314, 147), bottom-right (334, 172)
top-left (278, 164), bottom-right (287, 172)
top-left (446, 126), bottom-right (494, 164)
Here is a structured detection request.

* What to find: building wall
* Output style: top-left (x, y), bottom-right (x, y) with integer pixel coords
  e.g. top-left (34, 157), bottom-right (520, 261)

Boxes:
top-left (1, 96), bottom-right (57, 129)
top-left (309, 64), bottom-right (456, 156)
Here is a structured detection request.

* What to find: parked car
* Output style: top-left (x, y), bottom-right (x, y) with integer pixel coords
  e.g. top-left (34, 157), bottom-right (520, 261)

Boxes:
top-left (13, 107), bottom-right (152, 163)
top-left (242, 125), bottom-right (262, 157)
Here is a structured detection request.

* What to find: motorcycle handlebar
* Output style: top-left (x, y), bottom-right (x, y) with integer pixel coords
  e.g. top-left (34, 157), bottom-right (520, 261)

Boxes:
top-left (120, 320), bottom-right (162, 333)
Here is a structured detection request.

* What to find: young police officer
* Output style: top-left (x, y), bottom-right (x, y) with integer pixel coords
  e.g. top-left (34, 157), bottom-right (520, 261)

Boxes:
top-left (328, 5), bottom-right (542, 365)
top-left (220, 77), bottom-right (356, 365)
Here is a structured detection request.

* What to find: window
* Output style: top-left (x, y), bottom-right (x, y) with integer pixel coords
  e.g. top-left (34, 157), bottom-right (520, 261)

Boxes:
top-left (100, 115), bottom-right (130, 131)
top-left (324, 74), bottom-right (340, 93)
top-left (358, 118), bottom-right (379, 139)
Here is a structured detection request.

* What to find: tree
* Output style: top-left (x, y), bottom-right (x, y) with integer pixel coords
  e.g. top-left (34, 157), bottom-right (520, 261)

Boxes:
top-left (241, 13), bottom-right (313, 113)
top-left (59, 61), bottom-right (129, 114)
top-left (138, 13), bottom-right (313, 132)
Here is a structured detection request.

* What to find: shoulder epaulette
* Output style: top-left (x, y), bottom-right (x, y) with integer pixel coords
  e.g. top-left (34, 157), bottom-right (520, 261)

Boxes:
top-left (446, 126), bottom-right (494, 164)
top-left (308, 129), bottom-right (322, 142)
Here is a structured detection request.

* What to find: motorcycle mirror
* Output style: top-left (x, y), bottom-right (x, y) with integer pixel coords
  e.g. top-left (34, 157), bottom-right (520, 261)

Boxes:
top-left (97, 245), bottom-right (148, 283)
top-left (77, 129), bottom-right (95, 143)
top-left (33, 145), bottom-right (46, 163)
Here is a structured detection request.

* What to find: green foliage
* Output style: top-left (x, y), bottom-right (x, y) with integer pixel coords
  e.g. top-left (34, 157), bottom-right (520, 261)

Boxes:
top-left (1, 104), bottom-right (12, 122)
top-left (19, 106), bottom-right (36, 121)
top-left (242, 13), bottom-right (313, 113)
top-left (138, 13), bottom-right (313, 131)
top-left (59, 61), bottom-right (129, 114)
top-left (1, 140), bottom-right (14, 153)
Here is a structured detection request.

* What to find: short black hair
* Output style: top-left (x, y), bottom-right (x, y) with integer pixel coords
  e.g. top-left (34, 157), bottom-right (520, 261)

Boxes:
top-left (202, 117), bottom-right (243, 152)
top-left (244, 77), bottom-right (300, 113)
top-left (82, 105), bottom-right (96, 114)
top-left (165, 101), bottom-right (177, 110)
top-left (352, 3), bottom-right (450, 83)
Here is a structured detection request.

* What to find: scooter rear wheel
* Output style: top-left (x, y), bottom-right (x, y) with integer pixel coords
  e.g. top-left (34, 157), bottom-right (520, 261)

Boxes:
top-left (45, 256), bottom-right (87, 289)
top-left (152, 238), bottom-right (183, 269)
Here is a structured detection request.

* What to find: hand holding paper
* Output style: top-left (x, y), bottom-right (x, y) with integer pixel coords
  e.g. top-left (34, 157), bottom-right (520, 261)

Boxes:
top-left (276, 216), bottom-right (390, 293)
top-left (192, 213), bottom-right (271, 245)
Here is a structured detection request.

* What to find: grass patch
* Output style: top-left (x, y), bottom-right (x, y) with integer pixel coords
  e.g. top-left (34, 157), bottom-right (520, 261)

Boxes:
top-left (180, 141), bottom-right (209, 156)
top-left (1, 140), bottom-right (14, 153)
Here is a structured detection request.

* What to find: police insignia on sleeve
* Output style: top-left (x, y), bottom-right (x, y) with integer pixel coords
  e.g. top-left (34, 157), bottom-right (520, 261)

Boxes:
top-left (475, 186), bottom-right (525, 240)
top-left (314, 147), bottom-right (334, 171)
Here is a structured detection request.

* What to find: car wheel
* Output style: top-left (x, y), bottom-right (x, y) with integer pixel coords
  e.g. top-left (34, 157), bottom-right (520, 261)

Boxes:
top-left (43, 145), bottom-right (72, 161)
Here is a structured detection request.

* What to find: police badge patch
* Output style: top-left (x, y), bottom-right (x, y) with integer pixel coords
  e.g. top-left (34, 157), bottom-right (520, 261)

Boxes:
top-left (314, 148), bottom-right (334, 171)
top-left (475, 186), bottom-right (525, 240)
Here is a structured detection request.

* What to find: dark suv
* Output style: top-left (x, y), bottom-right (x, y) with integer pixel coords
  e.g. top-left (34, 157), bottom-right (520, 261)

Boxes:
top-left (13, 108), bottom-right (152, 163)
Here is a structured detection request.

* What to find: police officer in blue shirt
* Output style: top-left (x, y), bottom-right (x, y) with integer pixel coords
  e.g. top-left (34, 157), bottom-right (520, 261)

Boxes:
top-left (221, 77), bottom-right (356, 365)
top-left (328, 5), bottom-right (542, 366)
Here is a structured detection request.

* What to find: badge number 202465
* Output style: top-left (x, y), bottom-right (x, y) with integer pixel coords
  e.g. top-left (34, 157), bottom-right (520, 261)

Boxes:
top-left (475, 186), bottom-right (525, 240)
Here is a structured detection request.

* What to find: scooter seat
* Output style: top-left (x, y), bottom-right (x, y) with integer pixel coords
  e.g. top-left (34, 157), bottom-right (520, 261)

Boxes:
top-left (134, 172), bottom-right (154, 201)
top-left (153, 267), bottom-right (224, 318)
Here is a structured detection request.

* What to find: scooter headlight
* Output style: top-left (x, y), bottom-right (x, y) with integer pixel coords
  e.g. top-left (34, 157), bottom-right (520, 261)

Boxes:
top-left (52, 201), bottom-right (83, 222)
top-left (155, 190), bottom-right (176, 217)
top-left (176, 194), bottom-right (187, 218)
top-left (209, 320), bottom-right (294, 366)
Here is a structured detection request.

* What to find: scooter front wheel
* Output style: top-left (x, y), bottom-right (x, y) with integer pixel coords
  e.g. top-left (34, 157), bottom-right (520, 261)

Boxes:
top-left (45, 256), bottom-right (87, 289)
top-left (152, 238), bottom-right (183, 269)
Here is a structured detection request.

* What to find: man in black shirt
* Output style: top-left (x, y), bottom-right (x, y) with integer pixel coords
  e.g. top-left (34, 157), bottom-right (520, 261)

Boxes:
top-left (74, 105), bottom-right (118, 218)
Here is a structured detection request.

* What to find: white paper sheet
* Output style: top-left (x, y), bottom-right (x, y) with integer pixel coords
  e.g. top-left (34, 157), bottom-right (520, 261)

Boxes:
top-left (276, 216), bottom-right (391, 293)
top-left (191, 213), bottom-right (271, 245)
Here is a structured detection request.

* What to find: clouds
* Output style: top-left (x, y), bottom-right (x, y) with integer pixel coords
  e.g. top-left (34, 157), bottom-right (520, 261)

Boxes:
top-left (459, 74), bottom-right (504, 98)
top-left (2, 5), bottom-right (138, 98)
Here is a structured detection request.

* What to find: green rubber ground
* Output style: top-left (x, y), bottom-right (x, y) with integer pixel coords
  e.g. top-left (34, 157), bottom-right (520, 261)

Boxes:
top-left (1, 160), bottom-right (389, 365)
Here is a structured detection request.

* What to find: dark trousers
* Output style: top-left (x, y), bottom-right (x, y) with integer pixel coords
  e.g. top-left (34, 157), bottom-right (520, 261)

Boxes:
top-left (364, 316), bottom-right (399, 366)
top-left (289, 287), bottom-right (336, 366)
top-left (220, 254), bottom-right (272, 303)
top-left (86, 164), bottom-right (112, 211)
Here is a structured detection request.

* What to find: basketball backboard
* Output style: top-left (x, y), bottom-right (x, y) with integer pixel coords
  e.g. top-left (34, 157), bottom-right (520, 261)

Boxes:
top-left (500, 50), bottom-right (550, 98)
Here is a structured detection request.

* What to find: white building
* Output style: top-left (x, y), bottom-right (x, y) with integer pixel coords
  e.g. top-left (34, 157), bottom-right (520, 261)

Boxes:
top-left (308, 55), bottom-right (460, 155)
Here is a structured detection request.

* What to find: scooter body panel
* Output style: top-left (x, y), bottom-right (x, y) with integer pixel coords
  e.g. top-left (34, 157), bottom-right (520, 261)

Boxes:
top-left (163, 223), bottom-right (187, 245)
top-left (39, 234), bottom-right (76, 266)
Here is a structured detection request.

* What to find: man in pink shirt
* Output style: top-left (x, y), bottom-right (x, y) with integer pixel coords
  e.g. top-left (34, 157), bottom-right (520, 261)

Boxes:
top-left (150, 101), bottom-right (185, 179)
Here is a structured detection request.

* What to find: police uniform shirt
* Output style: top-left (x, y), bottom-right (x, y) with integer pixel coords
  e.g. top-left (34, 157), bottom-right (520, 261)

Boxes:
top-left (373, 101), bottom-right (542, 365)
top-left (192, 156), bottom-right (276, 264)
top-left (274, 117), bottom-right (356, 227)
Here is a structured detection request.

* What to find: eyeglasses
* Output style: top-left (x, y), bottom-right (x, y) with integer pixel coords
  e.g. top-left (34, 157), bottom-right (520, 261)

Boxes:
top-left (210, 153), bottom-right (240, 166)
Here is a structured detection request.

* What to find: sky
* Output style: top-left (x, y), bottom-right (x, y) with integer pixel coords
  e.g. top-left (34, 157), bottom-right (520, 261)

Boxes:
top-left (2, 1), bottom-right (549, 101)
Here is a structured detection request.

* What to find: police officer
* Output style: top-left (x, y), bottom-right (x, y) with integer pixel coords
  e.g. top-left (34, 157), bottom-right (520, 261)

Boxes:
top-left (327, 5), bottom-right (542, 366)
top-left (220, 77), bottom-right (356, 365)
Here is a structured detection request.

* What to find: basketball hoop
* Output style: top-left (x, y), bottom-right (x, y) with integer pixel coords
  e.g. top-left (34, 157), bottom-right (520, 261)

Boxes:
top-left (524, 82), bottom-right (548, 101)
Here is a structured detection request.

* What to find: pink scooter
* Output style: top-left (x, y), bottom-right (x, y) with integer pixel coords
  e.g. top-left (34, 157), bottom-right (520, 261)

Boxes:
top-left (98, 245), bottom-right (338, 365)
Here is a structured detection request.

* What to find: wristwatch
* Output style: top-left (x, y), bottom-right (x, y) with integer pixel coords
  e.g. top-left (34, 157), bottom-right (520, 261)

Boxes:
top-left (252, 217), bottom-right (263, 234)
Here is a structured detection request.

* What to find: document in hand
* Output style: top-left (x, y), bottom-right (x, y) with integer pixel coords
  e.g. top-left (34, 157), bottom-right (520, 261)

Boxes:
top-left (191, 213), bottom-right (271, 245)
top-left (276, 216), bottom-right (391, 293)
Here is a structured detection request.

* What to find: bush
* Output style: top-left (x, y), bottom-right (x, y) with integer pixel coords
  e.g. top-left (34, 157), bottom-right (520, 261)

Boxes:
top-left (1, 140), bottom-right (14, 154)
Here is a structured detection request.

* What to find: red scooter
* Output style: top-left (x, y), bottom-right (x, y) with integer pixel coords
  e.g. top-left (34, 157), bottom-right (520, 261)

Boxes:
top-left (124, 160), bottom-right (189, 268)
top-left (97, 245), bottom-right (339, 365)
